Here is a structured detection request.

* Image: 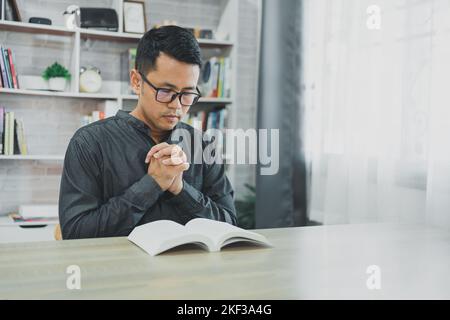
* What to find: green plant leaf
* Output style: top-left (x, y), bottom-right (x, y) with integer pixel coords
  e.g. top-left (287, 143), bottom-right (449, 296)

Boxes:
top-left (42, 62), bottom-right (71, 80)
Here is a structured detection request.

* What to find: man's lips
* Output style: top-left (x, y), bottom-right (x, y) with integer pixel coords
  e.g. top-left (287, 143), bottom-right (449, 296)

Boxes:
top-left (163, 115), bottom-right (180, 122)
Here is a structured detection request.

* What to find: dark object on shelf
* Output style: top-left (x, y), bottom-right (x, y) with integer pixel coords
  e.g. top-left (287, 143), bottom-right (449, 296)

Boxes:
top-left (29, 17), bottom-right (52, 25)
top-left (186, 28), bottom-right (214, 40)
top-left (80, 7), bottom-right (118, 32)
top-left (4, 0), bottom-right (22, 22)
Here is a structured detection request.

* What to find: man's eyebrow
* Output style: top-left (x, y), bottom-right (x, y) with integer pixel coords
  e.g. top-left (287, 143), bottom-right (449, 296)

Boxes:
top-left (160, 82), bottom-right (196, 91)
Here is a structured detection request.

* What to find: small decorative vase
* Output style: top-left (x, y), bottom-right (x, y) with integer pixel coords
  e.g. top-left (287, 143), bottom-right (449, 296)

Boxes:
top-left (48, 77), bottom-right (67, 91)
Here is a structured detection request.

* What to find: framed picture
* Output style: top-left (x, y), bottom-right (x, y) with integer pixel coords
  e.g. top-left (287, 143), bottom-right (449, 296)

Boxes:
top-left (4, 0), bottom-right (22, 22)
top-left (123, 1), bottom-right (146, 34)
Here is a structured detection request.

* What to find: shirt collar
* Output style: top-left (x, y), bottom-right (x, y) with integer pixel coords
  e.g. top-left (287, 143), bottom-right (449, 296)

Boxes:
top-left (116, 110), bottom-right (181, 143)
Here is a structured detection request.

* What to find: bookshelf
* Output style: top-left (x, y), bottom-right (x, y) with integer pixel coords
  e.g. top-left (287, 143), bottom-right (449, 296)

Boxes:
top-left (0, 87), bottom-right (234, 104)
top-left (0, 0), bottom-right (242, 220)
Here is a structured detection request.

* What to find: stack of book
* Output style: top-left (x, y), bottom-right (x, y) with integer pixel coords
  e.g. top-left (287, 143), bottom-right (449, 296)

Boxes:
top-left (199, 57), bottom-right (232, 98)
top-left (81, 110), bottom-right (105, 127)
top-left (0, 107), bottom-right (27, 155)
top-left (0, 45), bottom-right (20, 89)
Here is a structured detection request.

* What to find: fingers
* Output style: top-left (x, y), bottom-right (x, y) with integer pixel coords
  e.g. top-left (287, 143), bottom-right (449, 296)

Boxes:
top-left (145, 142), bottom-right (170, 164)
top-left (145, 143), bottom-right (189, 171)
top-left (154, 144), bottom-right (183, 159)
top-left (161, 151), bottom-right (187, 166)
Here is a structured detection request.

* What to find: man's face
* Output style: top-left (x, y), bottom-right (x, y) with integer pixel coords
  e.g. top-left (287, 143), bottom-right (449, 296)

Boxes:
top-left (132, 53), bottom-right (200, 132)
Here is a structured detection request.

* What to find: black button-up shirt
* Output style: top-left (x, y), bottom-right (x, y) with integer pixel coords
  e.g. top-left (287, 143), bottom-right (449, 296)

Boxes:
top-left (59, 110), bottom-right (236, 239)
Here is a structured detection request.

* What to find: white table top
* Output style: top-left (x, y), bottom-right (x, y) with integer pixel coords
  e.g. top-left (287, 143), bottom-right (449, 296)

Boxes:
top-left (0, 222), bottom-right (449, 299)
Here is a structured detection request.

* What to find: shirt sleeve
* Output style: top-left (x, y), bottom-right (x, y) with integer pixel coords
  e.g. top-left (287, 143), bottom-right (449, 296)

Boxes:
top-left (59, 135), bottom-right (164, 239)
top-left (165, 162), bottom-right (237, 226)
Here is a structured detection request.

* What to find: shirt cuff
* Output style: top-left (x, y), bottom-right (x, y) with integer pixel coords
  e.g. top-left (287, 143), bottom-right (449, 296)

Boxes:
top-left (126, 174), bottom-right (164, 210)
top-left (165, 180), bottom-right (203, 213)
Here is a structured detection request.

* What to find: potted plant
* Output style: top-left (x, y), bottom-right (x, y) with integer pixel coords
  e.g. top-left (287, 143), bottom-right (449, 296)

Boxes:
top-left (42, 62), bottom-right (71, 91)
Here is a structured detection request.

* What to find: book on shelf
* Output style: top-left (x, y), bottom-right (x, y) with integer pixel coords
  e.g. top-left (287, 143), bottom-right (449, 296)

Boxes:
top-left (0, 106), bottom-right (4, 155)
top-left (0, 45), bottom-right (19, 89)
top-left (127, 218), bottom-right (272, 256)
top-left (121, 48), bottom-right (137, 94)
top-left (182, 109), bottom-right (227, 132)
top-left (199, 56), bottom-right (232, 98)
top-left (0, 108), bottom-right (28, 155)
top-left (81, 110), bottom-right (105, 127)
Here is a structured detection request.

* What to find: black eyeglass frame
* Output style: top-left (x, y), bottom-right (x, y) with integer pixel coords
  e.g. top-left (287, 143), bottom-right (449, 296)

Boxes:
top-left (138, 71), bottom-right (202, 107)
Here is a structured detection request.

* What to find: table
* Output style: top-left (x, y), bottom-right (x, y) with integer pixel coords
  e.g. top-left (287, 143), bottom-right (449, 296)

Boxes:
top-left (0, 223), bottom-right (449, 299)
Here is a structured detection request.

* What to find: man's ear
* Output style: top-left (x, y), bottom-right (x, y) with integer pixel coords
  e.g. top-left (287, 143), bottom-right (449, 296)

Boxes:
top-left (130, 69), bottom-right (141, 95)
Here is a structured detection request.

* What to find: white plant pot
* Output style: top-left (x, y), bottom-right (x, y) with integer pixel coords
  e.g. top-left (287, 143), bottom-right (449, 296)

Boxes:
top-left (48, 77), bottom-right (67, 91)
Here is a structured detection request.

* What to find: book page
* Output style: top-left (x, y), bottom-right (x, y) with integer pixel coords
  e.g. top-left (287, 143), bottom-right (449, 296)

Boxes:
top-left (185, 218), bottom-right (271, 250)
top-left (127, 220), bottom-right (212, 256)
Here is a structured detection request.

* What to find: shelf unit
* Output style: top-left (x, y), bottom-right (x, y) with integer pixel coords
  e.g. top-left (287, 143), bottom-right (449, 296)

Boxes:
top-left (0, 87), bottom-right (234, 104)
top-left (0, 0), bottom-right (240, 217)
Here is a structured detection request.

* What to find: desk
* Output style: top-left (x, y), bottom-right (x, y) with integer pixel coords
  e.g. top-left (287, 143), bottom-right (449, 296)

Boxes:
top-left (0, 223), bottom-right (449, 299)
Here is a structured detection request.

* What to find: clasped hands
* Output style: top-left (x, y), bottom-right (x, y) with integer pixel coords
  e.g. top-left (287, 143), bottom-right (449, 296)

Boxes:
top-left (145, 142), bottom-right (189, 195)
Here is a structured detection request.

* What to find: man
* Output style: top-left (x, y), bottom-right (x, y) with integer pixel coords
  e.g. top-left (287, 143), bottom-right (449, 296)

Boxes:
top-left (59, 26), bottom-right (236, 239)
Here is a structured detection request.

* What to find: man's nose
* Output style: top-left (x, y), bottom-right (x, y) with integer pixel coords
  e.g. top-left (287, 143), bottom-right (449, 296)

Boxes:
top-left (168, 95), bottom-right (182, 109)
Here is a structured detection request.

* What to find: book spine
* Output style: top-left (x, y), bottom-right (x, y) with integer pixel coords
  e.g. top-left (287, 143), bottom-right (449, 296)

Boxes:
top-left (92, 111), bottom-right (100, 122)
top-left (224, 57), bottom-right (232, 98)
top-left (0, 106), bottom-right (4, 154)
top-left (217, 58), bottom-right (223, 98)
top-left (13, 119), bottom-right (20, 154)
top-left (20, 120), bottom-right (28, 155)
top-left (213, 60), bottom-right (220, 98)
top-left (0, 46), bottom-right (9, 88)
top-left (209, 58), bottom-right (218, 98)
top-left (3, 47), bottom-right (13, 88)
top-left (4, 112), bottom-right (9, 155)
top-left (7, 48), bottom-right (18, 89)
top-left (9, 111), bottom-right (14, 155)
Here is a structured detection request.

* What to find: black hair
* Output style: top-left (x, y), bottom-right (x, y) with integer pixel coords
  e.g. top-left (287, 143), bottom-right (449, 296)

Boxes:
top-left (135, 25), bottom-right (202, 74)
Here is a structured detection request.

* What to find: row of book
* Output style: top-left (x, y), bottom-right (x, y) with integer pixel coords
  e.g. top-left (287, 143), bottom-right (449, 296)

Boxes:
top-left (0, 45), bottom-right (20, 89)
top-left (182, 109), bottom-right (227, 132)
top-left (0, 107), bottom-right (28, 155)
top-left (199, 57), bottom-right (232, 98)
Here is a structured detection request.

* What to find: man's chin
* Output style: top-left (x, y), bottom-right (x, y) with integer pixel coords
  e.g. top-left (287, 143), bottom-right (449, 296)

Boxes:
top-left (161, 116), bottom-right (179, 128)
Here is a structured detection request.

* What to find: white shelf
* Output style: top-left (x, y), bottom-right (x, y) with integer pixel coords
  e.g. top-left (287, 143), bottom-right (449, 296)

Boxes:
top-left (0, 88), bottom-right (116, 99)
top-left (0, 20), bottom-right (75, 36)
top-left (0, 20), bottom-right (234, 47)
top-left (1, 88), bottom-right (233, 104)
top-left (0, 155), bottom-right (64, 160)
top-left (199, 97), bottom-right (233, 104)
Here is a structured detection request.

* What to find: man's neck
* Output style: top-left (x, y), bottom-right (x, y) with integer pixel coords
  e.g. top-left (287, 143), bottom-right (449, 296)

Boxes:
top-left (130, 107), bottom-right (169, 144)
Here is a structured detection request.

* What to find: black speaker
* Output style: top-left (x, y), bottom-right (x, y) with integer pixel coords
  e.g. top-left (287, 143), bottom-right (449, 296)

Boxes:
top-left (29, 17), bottom-right (52, 25)
top-left (80, 8), bottom-right (118, 31)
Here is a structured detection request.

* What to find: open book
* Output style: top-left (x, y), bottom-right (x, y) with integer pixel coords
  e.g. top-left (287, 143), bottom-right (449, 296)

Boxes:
top-left (127, 218), bottom-right (272, 256)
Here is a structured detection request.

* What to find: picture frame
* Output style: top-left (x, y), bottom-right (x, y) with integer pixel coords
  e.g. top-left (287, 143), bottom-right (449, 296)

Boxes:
top-left (123, 1), bottom-right (146, 34)
top-left (4, 0), bottom-right (22, 22)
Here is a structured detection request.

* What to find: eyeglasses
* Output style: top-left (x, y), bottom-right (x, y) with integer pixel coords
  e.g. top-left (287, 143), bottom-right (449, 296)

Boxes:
top-left (138, 71), bottom-right (201, 107)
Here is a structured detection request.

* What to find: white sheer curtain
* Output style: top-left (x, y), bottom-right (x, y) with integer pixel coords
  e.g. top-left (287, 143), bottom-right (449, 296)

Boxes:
top-left (302, 0), bottom-right (450, 228)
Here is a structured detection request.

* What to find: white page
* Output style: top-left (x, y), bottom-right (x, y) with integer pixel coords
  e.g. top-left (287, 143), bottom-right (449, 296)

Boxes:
top-left (185, 218), bottom-right (271, 250)
top-left (128, 220), bottom-right (212, 256)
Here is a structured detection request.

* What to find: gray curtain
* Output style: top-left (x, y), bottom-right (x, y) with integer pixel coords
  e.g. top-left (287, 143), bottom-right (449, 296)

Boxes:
top-left (255, 0), bottom-right (307, 228)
